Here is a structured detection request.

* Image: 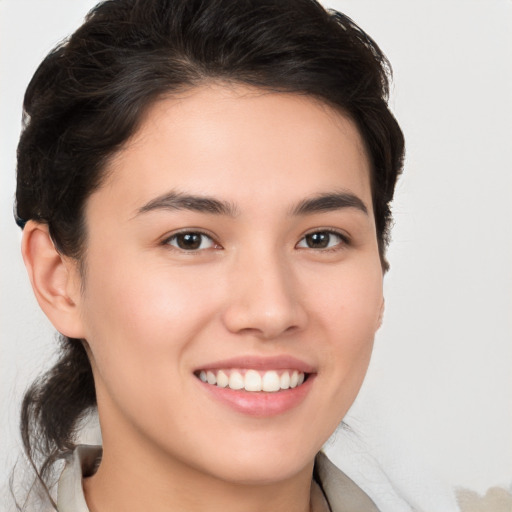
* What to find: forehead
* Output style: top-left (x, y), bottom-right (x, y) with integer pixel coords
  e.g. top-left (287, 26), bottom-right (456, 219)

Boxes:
top-left (92, 84), bottom-right (372, 217)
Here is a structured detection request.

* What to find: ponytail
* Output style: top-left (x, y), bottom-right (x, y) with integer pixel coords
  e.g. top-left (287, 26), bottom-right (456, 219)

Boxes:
top-left (18, 337), bottom-right (96, 508)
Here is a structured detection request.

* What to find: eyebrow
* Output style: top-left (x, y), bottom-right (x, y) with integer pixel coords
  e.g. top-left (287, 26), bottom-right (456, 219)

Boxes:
top-left (135, 190), bottom-right (368, 218)
top-left (290, 192), bottom-right (368, 216)
top-left (136, 191), bottom-right (239, 217)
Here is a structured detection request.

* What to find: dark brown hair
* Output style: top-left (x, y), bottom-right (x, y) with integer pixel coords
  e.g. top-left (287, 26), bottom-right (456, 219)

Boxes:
top-left (14, 0), bottom-right (404, 507)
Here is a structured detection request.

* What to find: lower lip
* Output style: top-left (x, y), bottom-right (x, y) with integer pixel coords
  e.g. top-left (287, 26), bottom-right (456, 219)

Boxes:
top-left (196, 375), bottom-right (315, 417)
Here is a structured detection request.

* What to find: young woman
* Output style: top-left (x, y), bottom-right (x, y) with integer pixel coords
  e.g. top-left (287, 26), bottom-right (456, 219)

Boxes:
top-left (13, 0), bottom-right (405, 510)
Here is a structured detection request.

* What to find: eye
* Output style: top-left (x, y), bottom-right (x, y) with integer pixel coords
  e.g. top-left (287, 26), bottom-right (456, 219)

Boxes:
top-left (296, 230), bottom-right (347, 250)
top-left (165, 231), bottom-right (217, 251)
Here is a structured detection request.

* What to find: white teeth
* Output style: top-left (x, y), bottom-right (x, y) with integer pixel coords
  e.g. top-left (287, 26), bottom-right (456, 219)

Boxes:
top-left (262, 371), bottom-right (280, 392)
top-left (290, 370), bottom-right (299, 388)
top-left (216, 370), bottom-right (229, 388)
top-left (229, 371), bottom-right (244, 390)
top-left (244, 370), bottom-right (262, 391)
top-left (198, 369), bottom-right (306, 392)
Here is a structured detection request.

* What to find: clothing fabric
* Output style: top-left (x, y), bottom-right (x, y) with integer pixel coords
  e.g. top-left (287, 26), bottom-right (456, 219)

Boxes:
top-left (56, 445), bottom-right (379, 511)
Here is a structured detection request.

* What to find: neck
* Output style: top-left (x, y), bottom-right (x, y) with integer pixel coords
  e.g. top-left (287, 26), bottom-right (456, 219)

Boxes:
top-left (84, 451), bottom-right (314, 512)
top-left (83, 424), bottom-right (314, 512)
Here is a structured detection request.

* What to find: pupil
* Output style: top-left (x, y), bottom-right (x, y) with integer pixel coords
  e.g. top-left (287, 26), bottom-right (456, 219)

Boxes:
top-left (306, 232), bottom-right (329, 248)
top-left (178, 233), bottom-right (201, 250)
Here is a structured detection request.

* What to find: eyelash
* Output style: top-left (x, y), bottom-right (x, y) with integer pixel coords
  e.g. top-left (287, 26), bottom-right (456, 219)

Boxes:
top-left (296, 229), bottom-right (350, 252)
top-left (162, 230), bottom-right (219, 252)
top-left (161, 229), bottom-right (350, 252)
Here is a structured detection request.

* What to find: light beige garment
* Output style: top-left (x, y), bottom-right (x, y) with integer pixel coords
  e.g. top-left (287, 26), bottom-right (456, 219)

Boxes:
top-left (457, 487), bottom-right (512, 512)
top-left (57, 445), bottom-right (100, 512)
top-left (56, 446), bottom-right (378, 512)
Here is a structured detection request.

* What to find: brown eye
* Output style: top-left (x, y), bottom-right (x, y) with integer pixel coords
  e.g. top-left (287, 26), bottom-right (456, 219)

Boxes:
top-left (166, 232), bottom-right (215, 251)
top-left (297, 231), bottom-right (346, 250)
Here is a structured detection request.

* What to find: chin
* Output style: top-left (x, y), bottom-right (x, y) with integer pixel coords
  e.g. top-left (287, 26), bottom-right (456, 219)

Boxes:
top-left (197, 441), bottom-right (318, 485)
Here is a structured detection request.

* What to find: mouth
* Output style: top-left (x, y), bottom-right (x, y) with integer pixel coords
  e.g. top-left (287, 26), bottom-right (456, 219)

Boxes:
top-left (193, 356), bottom-right (316, 416)
top-left (195, 368), bottom-right (308, 392)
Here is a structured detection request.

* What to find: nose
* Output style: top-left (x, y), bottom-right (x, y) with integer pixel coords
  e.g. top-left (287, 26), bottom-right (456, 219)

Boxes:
top-left (221, 250), bottom-right (307, 339)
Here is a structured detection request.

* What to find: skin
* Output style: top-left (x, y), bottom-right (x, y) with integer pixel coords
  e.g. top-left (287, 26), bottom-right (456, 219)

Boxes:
top-left (23, 84), bottom-right (384, 512)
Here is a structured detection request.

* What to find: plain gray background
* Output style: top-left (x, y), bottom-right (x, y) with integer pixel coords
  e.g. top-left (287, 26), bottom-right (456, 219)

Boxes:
top-left (1, 1), bottom-right (511, 510)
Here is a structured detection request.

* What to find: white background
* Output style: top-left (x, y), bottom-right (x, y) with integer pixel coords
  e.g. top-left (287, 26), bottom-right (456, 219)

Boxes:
top-left (1, 1), bottom-right (511, 510)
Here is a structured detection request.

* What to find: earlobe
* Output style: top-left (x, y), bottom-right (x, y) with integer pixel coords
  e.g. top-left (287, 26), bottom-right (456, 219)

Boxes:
top-left (21, 221), bottom-right (85, 339)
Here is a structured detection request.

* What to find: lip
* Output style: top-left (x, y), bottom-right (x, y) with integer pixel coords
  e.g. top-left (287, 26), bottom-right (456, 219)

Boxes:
top-left (194, 355), bottom-right (316, 417)
top-left (194, 355), bottom-right (316, 373)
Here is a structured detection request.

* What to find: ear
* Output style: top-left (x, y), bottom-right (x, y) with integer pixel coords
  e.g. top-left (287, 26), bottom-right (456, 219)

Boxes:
top-left (377, 298), bottom-right (385, 329)
top-left (21, 221), bottom-right (85, 339)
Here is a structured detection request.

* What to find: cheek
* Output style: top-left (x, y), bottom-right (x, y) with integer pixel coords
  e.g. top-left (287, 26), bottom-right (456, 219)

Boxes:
top-left (337, 276), bottom-right (381, 366)
top-left (309, 258), bottom-right (382, 389)
top-left (295, 264), bottom-right (381, 449)
top-left (79, 259), bottom-right (221, 432)
top-left (79, 255), bottom-right (220, 389)
top-left (307, 256), bottom-right (383, 334)
top-left (84, 252), bottom-right (209, 332)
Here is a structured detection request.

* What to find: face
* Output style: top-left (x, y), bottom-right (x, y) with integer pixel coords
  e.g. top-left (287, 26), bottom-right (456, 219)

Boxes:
top-left (75, 84), bottom-right (383, 485)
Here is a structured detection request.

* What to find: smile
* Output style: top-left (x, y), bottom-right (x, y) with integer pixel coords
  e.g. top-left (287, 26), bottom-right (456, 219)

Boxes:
top-left (197, 369), bottom-right (306, 392)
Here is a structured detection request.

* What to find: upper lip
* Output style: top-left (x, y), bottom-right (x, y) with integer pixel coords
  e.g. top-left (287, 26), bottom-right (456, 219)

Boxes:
top-left (195, 355), bottom-right (316, 374)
